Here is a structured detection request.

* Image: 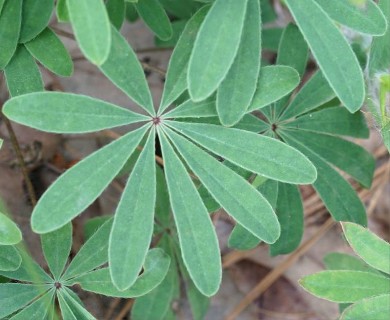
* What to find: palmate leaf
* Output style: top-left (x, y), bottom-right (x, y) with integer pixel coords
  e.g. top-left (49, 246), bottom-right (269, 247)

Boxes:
top-left (0, 0), bottom-right (22, 69)
top-left (0, 245), bottom-right (21, 271)
top-left (299, 270), bottom-right (390, 303)
top-left (216, 0), bottom-right (261, 126)
top-left (188, 0), bottom-right (248, 101)
top-left (19, 0), bottom-right (54, 43)
top-left (0, 212), bottom-right (22, 245)
top-left (41, 223), bottom-right (72, 280)
top-left (314, 0), bottom-right (387, 36)
top-left (340, 294), bottom-right (390, 320)
top-left (159, 6), bottom-right (209, 112)
top-left (67, 0), bottom-right (111, 65)
top-left (31, 125), bottom-right (149, 233)
top-left (25, 28), bottom-right (73, 77)
top-left (4, 45), bottom-right (43, 97)
top-left (135, 0), bottom-right (172, 40)
top-left (284, 0), bottom-right (365, 112)
top-left (166, 121), bottom-right (317, 184)
top-left (342, 223), bottom-right (390, 274)
top-left (3, 92), bottom-right (148, 133)
top-left (109, 129), bottom-right (156, 290)
top-left (162, 125), bottom-right (280, 244)
top-left (159, 128), bottom-right (221, 296)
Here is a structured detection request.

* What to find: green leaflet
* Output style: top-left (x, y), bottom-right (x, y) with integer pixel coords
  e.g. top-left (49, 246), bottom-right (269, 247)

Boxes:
top-left (159, 0), bottom-right (201, 19)
top-left (100, 27), bottom-right (154, 115)
top-left (41, 223), bottom-right (72, 280)
top-left (167, 121), bottom-right (317, 184)
top-left (260, 0), bottom-right (276, 23)
top-left (0, 248), bottom-right (51, 283)
top-left (56, 0), bottom-right (69, 22)
top-left (299, 271), bottom-right (390, 303)
top-left (159, 6), bottom-right (209, 112)
top-left (0, 283), bottom-right (47, 318)
top-left (262, 28), bottom-right (283, 51)
top-left (74, 249), bottom-right (170, 298)
top-left (284, 107), bottom-right (369, 138)
top-left (25, 28), bottom-right (73, 77)
top-left (281, 131), bottom-right (367, 225)
top-left (0, 0), bottom-right (22, 69)
top-left (3, 92), bottom-right (148, 133)
top-left (136, 0), bottom-right (172, 40)
top-left (31, 125), bottom-right (149, 234)
top-left (0, 245), bottom-right (21, 271)
top-left (19, 0), bottom-right (54, 43)
top-left (314, 0), bottom-right (387, 36)
top-left (216, 0), bottom-right (261, 126)
top-left (163, 126), bottom-right (280, 244)
top-left (368, 0), bottom-right (390, 75)
top-left (109, 130), bottom-right (156, 290)
top-left (9, 290), bottom-right (54, 320)
top-left (155, 166), bottom-right (171, 228)
top-left (284, 130), bottom-right (374, 188)
top-left (165, 98), bottom-right (217, 118)
top-left (247, 66), bottom-right (300, 112)
top-left (63, 219), bottom-right (113, 281)
top-left (125, 2), bottom-right (138, 22)
top-left (285, 0), bottom-right (365, 112)
top-left (280, 70), bottom-right (336, 120)
top-left (270, 183), bottom-right (303, 256)
top-left (269, 24), bottom-right (309, 120)
top-left (106, 0), bottom-right (125, 30)
top-left (4, 45), bottom-right (43, 97)
top-left (155, 20), bottom-right (187, 48)
top-left (228, 179), bottom-right (279, 251)
top-left (342, 223), bottom-right (390, 274)
top-left (186, 273), bottom-right (210, 320)
top-left (83, 215), bottom-right (112, 240)
top-left (324, 253), bottom-right (380, 275)
top-left (57, 290), bottom-right (78, 320)
top-left (340, 294), bottom-right (390, 320)
top-left (159, 129), bottom-right (221, 296)
top-left (61, 289), bottom-right (96, 320)
top-left (188, 0), bottom-right (248, 101)
top-left (0, 0), bottom-right (4, 14)
top-left (0, 212), bottom-right (22, 245)
top-left (67, 0), bottom-right (111, 65)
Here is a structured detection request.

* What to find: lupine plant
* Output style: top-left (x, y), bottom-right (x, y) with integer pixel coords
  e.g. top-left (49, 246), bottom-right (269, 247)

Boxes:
top-left (0, 0), bottom-right (388, 318)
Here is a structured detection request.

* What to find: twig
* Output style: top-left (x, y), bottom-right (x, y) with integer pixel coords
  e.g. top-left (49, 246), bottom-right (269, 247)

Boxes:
top-left (104, 298), bottom-right (121, 320)
top-left (114, 299), bottom-right (134, 320)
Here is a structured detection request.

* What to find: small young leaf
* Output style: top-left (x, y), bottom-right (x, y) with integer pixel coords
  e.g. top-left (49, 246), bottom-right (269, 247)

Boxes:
top-left (167, 121), bottom-right (317, 184)
top-left (280, 70), bottom-right (336, 120)
top-left (314, 0), bottom-right (387, 36)
top-left (4, 45), bottom-right (43, 97)
top-left (135, 0), bottom-right (172, 40)
top-left (270, 183), bottom-right (303, 256)
top-left (74, 249), bottom-right (170, 298)
top-left (216, 0), bottom-right (261, 126)
top-left (285, 0), bottom-right (365, 112)
top-left (106, 0), bottom-right (125, 30)
top-left (342, 222), bottom-right (390, 274)
top-left (63, 219), bottom-right (113, 281)
top-left (9, 289), bottom-right (54, 320)
top-left (247, 66), bottom-right (300, 112)
top-left (0, 283), bottom-right (47, 318)
top-left (188, 0), bottom-right (248, 101)
top-left (110, 130), bottom-right (156, 290)
top-left (19, 0), bottom-right (54, 43)
top-left (0, 0), bottom-right (22, 69)
top-left (340, 294), bottom-right (390, 320)
top-left (0, 245), bottom-right (21, 271)
top-left (67, 0), bottom-right (111, 65)
top-left (300, 271), bottom-right (390, 303)
top-left (100, 27), bottom-right (154, 115)
top-left (281, 131), bottom-right (367, 225)
top-left (25, 28), bottom-right (73, 77)
top-left (3, 92), bottom-right (148, 134)
top-left (31, 126), bottom-right (149, 234)
top-left (0, 212), bottom-right (22, 245)
top-left (41, 223), bottom-right (72, 280)
top-left (163, 126), bottom-right (280, 244)
top-left (285, 107), bottom-right (369, 138)
top-left (159, 129), bottom-right (221, 296)
top-left (159, 6), bottom-right (209, 112)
